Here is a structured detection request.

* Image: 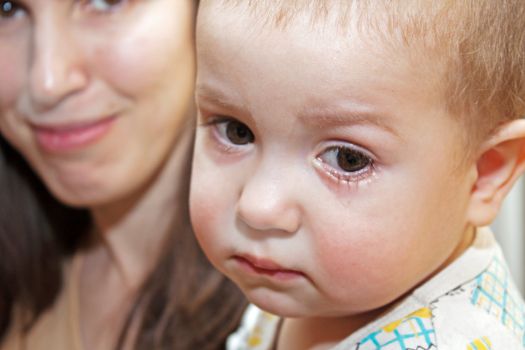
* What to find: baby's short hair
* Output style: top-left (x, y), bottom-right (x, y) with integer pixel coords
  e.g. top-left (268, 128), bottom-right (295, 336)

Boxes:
top-left (217, 0), bottom-right (525, 151)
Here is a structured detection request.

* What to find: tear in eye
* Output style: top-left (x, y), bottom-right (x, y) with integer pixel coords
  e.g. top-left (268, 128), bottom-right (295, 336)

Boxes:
top-left (336, 147), bottom-right (371, 172)
top-left (225, 120), bottom-right (254, 145)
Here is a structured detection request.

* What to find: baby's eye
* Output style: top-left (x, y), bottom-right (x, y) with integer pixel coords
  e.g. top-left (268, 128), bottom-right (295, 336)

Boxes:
top-left (0, 1), bottom-right (24, 19)
top-left (315, 145), bottom-right (374, 185)
top-left (216, 119), bottom-right (255, 145)
top-left (319, 146), bottom-right (371, 173)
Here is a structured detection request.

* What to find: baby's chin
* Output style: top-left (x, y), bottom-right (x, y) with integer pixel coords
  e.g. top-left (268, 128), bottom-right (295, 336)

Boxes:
top-left (242, 287), bottom-right (355, 318)
top-left (239, 287), bottom-right (303, 317)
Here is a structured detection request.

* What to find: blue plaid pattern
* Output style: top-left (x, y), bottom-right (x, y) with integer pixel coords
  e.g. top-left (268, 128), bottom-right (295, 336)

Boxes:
top-left (471, 256), bottom-right (525, 345)
top-left (356, 308), bottom-right (436, 349)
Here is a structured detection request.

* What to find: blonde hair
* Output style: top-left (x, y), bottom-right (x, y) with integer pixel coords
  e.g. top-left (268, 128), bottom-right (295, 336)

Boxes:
top-left (219, 0), bottom-right (525, 149)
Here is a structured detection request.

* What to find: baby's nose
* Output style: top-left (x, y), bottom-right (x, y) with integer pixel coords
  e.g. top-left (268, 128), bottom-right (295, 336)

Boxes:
top-left (236, 171), bottom-right (301, 234)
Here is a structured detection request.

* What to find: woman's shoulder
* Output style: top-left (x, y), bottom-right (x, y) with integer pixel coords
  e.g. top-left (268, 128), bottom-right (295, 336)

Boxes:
top-left (1, 256), bottom-right (82, 350)
top-left (1, 305), bottom-right (25, 350)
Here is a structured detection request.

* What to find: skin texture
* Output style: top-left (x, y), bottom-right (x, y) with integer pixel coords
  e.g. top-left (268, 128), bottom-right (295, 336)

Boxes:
top-left (0, 1), bottom-right (196, 348)
top-left (189, 2), bottom-right (496, 348)
top-left (0, 0), bottom-right (195, 208)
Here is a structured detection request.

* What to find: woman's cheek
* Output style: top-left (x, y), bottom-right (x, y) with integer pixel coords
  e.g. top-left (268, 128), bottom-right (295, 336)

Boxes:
top-left (90, 7), bottom-right (193, 96)
top-left (91, 37), bottom-right (162, 95)
top-left (0, 48), bottom-right (24, 107)
top-left (0, 48), bottom-right (26, 146)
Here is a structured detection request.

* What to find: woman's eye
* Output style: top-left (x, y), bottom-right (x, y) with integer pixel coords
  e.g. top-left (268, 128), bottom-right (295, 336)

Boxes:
top-left (317, 146), bottom-right (372, 174)
top-left (0, 1), bottom-right (23, 19)
top-left (216, 119), bottom-right (254, 145)
top-left (82, 0), bottom-right (125, 12)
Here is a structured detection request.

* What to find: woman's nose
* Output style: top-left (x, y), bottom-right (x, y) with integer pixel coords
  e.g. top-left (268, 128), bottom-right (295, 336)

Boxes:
top-left (29, 16), bottom-right (89, 110)
top-left (236, 168), bottom-right (302, 234)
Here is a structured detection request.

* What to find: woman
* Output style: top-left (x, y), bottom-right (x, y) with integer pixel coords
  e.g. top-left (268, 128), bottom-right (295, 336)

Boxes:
top-left (0, 0), bottom-right (245, 349)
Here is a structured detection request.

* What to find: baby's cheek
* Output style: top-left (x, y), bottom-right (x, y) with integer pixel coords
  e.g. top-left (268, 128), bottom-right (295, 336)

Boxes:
top-left (314, 226), bottom-right (404, 310)
top-left (190, 201), bottom-right (220, 265)
top-left (315, 233), bottom-right (369, 283)
top-left (190, 185), bottom-right (218, 240)
top-left (189, 164), bottom-right (233, 258)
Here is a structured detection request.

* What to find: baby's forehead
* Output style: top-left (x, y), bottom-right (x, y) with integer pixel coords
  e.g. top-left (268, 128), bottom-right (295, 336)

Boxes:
top-left (198, 0), bottom-right (443, 83)
top-left (205, 1), bottom-right (358, 28)
top-left (197, 3), bottom-right (451, 134)
top-left (201, 1), bottom-right (443, 42)
top-left (200, 0), bottom-right (450, 69)
top-left (200, 0), bottom-right (525, 151)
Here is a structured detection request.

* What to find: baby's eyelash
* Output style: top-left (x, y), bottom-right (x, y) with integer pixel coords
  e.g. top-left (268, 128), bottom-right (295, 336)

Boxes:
top-left (200, 115), bottom-right (255, 154)
top-left (313, 145), bottom-right (376, 187)
top-left (199, 115), bottom-right (231, 127)
top-left (199, 112), bottom-right (222, 128)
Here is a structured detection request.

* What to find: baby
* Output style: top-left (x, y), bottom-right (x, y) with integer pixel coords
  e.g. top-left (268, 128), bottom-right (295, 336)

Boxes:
top-left (190, 1), bottom-right (525, 349)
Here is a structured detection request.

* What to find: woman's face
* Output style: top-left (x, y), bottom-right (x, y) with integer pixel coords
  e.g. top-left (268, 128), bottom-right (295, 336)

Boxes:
top-left (0, 0), bottom-right (195, 207)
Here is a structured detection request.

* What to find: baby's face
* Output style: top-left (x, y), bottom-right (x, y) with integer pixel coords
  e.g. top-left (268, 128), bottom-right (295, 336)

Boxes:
top-left (191, 2), bottom-right (477, 318)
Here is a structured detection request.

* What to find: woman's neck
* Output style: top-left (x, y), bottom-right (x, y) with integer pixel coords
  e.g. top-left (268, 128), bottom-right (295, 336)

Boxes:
top-left (87, 128), bottom-right (193, 289)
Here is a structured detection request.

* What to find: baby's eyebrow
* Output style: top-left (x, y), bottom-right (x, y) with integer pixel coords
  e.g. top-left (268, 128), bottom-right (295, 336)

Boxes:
top-left (195, 84), bottom-right (249, 116)
top-left (298, 105), bottom-right (401, 139)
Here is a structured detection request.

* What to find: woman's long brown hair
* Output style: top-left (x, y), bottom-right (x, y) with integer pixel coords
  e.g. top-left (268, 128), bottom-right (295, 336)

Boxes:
top-left (0, 133), bottom-right (246, 349)
top-left (0, 1), bottom-right (247, 348)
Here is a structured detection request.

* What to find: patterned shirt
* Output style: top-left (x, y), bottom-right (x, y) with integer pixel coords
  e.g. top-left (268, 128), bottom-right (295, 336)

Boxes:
top-left (227, 228), bottom-right (525, 350)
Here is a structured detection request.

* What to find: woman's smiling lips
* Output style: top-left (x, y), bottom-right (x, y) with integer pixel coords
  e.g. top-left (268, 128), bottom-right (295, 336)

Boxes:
top-left (32, 115), bottom-right (118, 153)
top-left (232, 254), bottom-right (305, 281)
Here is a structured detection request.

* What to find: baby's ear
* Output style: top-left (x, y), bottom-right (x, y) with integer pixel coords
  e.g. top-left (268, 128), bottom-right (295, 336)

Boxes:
top-left (468, 119), bottom-right (525, 226)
